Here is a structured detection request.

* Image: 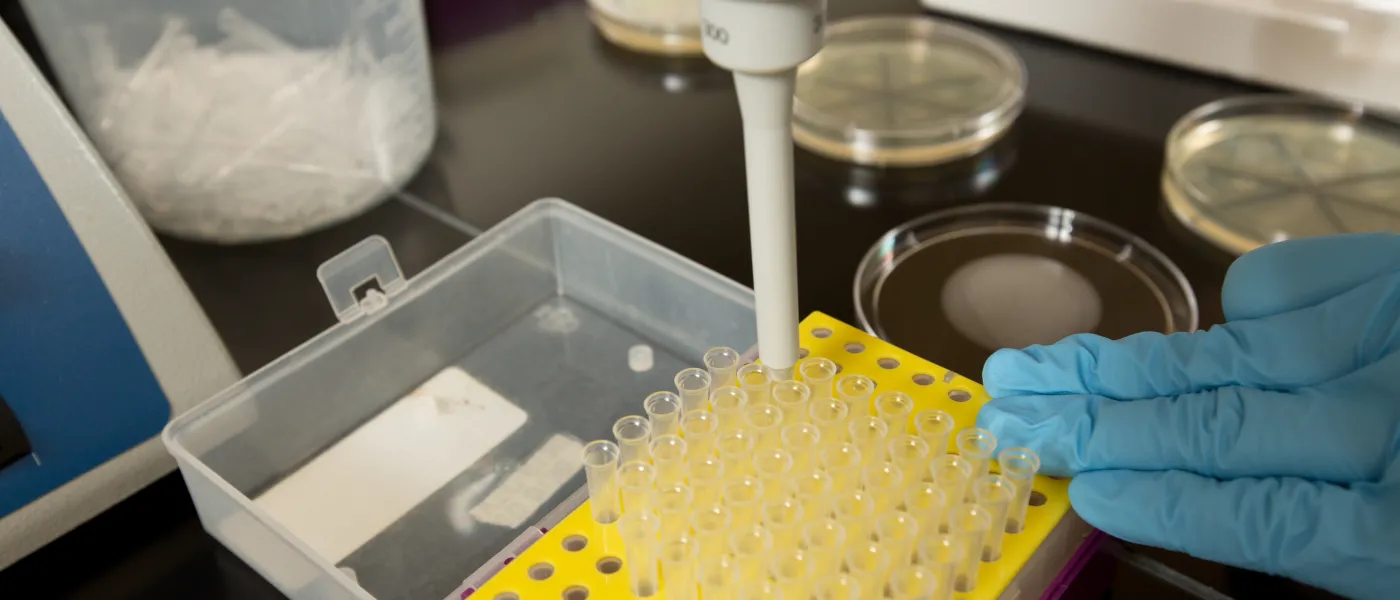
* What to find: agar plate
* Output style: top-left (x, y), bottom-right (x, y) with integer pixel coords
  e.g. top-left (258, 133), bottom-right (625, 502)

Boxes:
top-left (793, 15), bottom-right (1025, 167)
top-left (1164, 95), bottom-right (1400, 255)
top-left (854, 204), bottom-right (1198, 379)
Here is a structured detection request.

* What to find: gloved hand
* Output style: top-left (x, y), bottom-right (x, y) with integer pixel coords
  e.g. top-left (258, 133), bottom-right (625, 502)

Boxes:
top-left (977, 233), bottom-right (1400, 600)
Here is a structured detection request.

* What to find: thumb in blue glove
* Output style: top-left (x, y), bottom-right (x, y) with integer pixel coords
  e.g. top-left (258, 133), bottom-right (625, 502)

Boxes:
top-left (977, 233), bottom-right (1400, 600)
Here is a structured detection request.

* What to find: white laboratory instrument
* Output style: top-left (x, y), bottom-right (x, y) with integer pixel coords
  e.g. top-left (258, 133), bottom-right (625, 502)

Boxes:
top-left (922, 0), bottom-right (1400, 112)
top-left (700, 0), bottom-right (826, 379)
top-left (0, 19), bottom-right (239, 567)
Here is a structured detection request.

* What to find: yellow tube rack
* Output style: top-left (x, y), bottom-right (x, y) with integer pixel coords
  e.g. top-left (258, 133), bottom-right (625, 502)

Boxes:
top-left (471, 312), bottom-right (1079, 600)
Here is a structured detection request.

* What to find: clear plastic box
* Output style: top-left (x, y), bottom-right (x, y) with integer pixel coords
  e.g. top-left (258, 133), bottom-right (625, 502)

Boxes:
top-left (163, 199), bottom-right (757, 600)
top-left (20, 0), bottom-right (436, 243)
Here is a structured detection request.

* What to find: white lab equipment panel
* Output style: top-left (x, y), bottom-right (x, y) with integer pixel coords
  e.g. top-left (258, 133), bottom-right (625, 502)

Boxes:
top-left (922, 0), bottom-right (1400, 111)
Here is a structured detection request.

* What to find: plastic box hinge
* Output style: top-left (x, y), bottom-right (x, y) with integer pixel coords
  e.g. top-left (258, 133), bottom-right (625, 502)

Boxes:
top-left (317, 236), bottom-right (407, 323)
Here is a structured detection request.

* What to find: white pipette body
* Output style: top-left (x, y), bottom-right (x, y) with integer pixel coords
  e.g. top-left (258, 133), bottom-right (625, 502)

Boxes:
top-left (701, 0), bottom-right (826, 380)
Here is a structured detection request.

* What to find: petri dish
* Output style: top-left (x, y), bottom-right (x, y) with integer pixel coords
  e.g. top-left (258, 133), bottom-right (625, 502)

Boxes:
top-left (853, 203), bottom-right (1198, 379)
top-left (793, 15), bottom-right (1025, 167)
top-left (1163, 95), bottom-right (1400, 255)
top-left (587, 0), bottom-right (702, 56)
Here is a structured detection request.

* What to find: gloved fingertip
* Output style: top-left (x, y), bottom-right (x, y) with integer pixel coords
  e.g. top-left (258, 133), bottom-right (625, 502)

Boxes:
top-left (983, 341), bottom-right (1094, 397)
top-left (974, 395), bottom-right (1088, 477)
top-left (1068, 471), bottom-right (1152, 540)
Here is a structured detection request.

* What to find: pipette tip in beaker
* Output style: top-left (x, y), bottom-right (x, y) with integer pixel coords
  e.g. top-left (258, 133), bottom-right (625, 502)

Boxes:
top-left (614, 415), bottom-right (653, 465)
top-left (998, 447), bottom-right (1041, 534)
top-left (645, 391), bottom-right (684, 439)
top-left (674, 367), bottom-right (713, 415)
top-left (914, 409), bottom-right (956, 457)
top-left (703, 347), bottom-right (741, 388)
top-left (873, 391), bottom-right (915, 434)
top-left (798, 357), bottom-right (839, 402)
top-left (581, 440), bottom-right (622, 524)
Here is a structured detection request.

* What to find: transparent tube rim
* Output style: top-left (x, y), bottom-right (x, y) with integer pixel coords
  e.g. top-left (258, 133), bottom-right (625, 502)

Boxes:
top-left (703, 346), bottom-right (741, 370)
top-left (614, 415), bottom-right (652, 442)
top-left (956, 427), bottom-right (999, 458)
top-left (582, 440), bottom-right (621, 466)
top-left (998, 447), bottom-right (1042, 478)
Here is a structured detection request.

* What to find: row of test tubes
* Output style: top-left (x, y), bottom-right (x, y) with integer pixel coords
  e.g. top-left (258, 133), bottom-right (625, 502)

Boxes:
top-left (580, 347), bottom-right (1043, 599)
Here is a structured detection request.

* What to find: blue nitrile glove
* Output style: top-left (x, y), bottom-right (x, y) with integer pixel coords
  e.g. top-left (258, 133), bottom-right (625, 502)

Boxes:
top-left (977, 233), bottom-right (1400, 600)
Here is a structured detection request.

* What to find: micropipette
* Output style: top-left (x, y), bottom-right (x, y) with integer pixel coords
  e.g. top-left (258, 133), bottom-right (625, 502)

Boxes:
top-left (699, 0), bottom-right (827, 381)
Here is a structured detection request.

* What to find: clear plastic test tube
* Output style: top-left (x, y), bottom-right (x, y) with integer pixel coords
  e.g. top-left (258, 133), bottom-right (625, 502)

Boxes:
top-left (692, 503), bottom-right (731, 563)
top-left (651, 434), bottom-right (688, 488)
top-left (874, 510), bottom-right (920, 568)
top-left (835, 374), bottom-right (876, 414)
top-left (722, 476), bottom-right (764, 531)
top-left (698, 552), bottom-right (737, 600)
top-left (716, 429), bottom-right (755, 481)
top-left (680, 411), bottom-right (719, 459)
top-left (956, 428), bottom-right (999, 495)
top-left (809, 398), bottom-right (851, 448)
top-left (802, 517), bottom-right (847, 575)
top-left (771, 548), bottom-right (811, 599)
top-left (753, 449), bottom-right (795, 502)
top-left (832, 489), bottom-right (876, 549)
top-left (903, 482), bottom-right (948, 544)
top-left (674, 368), bottom-right (713, 415)
top-left (848, 416), bottom-right (889, 467)
top-left (860, 461), bottom-right (904, 514)
top-left (762, 497), bottom-right (806, 548)
top-left (582, 440), bottom-right (622, 524)
top-left (709, 386), bottom-right (748, 434)
top-left (687, 456), bottom-right (725, 507)
top-left (771, 379), bottom-right (812, 426)
top-left (947, 503), bottom-right (993, 592)
top-left (782, 423), bottom-right (822, 472)
top-left (660, 535), bottom-right (699, 600)
top-left (618, 511), bottom-right (661, 597)
top-left (646, 391), bottom-right (684, 438)
top-left (973, 474), bottom-right (1016, 562)
top-left (917, 533), bottom-right (966, 600)
top-left (619, 461), bottom-right (656, 516)
top-left (729, 524), bottom-right (774, 591)
top-left (888, 435), bottom-right (931, 483)
top-left (655, 483), bottom-right (694, 541)
top-left (798, 357), bottom-right (839, 403)
top-left (999, 447), bottom-right (1041, 534)
top-left (614, 415), bottom-right (652, 465)
top-left (874, 391), bottom-right (915, 434)
top-left (704, 346), bottom-right (741, 388)
top-left (889, 565), bottom-right (938, 600)
top-left (914, 409), bottom-right (956, 458)
top-left (845, 541), bottom-right (891, 600)
top-left (744, 404), bottom-right (785, 451)
top-left (737, 362), bottom-right (773, 406)
top-left (820, 442), bottom-right (863, 491)
top-left (929, 455), bottom-right (973, 528)
top-left (813, 573), bottom-right (861, 600)
top-left (791, 467), bottom-right (834, 522)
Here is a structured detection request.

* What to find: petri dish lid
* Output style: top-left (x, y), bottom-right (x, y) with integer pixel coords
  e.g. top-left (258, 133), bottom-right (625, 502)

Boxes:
top-left (1164, 95), bottom-right (1400, 255)
top-left (793, 15), bottom-right (1026, 167)
top-left (854, 203), bottom-right (1198, 379)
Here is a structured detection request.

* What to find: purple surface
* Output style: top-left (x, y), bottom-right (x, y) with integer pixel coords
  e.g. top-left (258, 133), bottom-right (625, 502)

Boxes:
top-left (1043, 530), bottom-right (1109, 600)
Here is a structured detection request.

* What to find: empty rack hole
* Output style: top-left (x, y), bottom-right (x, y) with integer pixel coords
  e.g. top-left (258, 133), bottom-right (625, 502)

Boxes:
top-left (596, 556), bottom-right (623, 574)
top-left (1029, 491), bottom-right (1047, 507)
top-left (563, 586), bottom-right (590, 600)
top-left (878, 357), bottom-right (899, 369)
top-left (528, 562), bottom-right (555, 581)
top-left (493, 593), bottom-right (520, 600)
top-left (799, 347), bottom-right (810, 359)
top-left (912, 373), bottom-right (934, 386)
top-left (844, 342), bottom-right (865, 354)
top-left (948, 389), bottom-right (972, 403)
top-left (833, 363), bottom-right (843, 374)
top-left (812, 327), bottom-right (833, 338)
top-left (561, 535), bottom-right (588, 552)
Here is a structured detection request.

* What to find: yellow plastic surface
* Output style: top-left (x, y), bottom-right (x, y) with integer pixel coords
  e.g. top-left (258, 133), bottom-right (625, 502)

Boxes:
top-left (473, 312), bottom-right (1072, 600)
